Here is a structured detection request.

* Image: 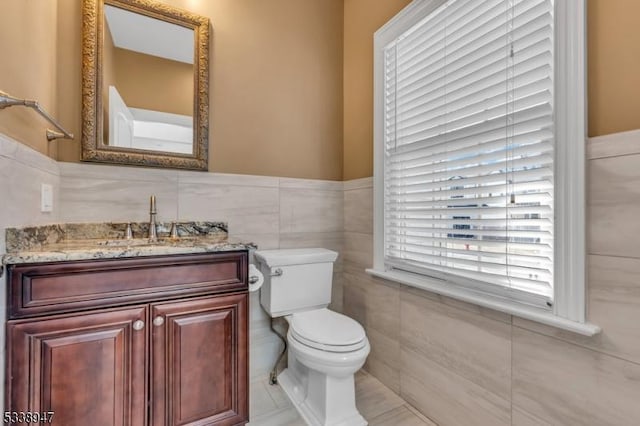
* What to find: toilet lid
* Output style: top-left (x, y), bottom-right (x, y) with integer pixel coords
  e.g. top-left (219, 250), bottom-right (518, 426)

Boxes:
top-left (289, 309), bottom-right (366, 353)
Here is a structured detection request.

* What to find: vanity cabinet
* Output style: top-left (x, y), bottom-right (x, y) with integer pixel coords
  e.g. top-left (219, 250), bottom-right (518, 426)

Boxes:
top-left (5, 252), bottom-right (249, 426)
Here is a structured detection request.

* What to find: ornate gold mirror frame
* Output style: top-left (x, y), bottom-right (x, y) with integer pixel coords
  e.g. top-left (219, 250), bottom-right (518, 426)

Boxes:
top-left (81, 0), bottom-right (210, 170)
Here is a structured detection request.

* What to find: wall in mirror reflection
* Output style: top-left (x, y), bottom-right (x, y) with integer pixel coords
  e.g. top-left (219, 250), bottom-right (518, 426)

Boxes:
top-left (103, 4), bottom-right (194, 155)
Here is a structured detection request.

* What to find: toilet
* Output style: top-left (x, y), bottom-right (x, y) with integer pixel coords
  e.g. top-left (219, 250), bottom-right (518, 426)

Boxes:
top-left (254, 248), bottom-right (370, 426)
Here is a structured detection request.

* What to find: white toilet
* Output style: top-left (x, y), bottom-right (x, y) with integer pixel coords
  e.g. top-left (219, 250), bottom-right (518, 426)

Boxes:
top-left (254, 248), bottom-right (370, 426)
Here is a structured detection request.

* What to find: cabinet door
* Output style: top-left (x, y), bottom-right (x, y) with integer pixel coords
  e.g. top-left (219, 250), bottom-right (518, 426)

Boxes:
top-left (151, 293), bottom-right (248, 426)
top-left (6, 306), bottom-right (148, 426)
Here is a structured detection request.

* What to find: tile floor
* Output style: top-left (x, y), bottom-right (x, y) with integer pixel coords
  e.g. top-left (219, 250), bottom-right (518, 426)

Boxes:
top-left (248, 370), bottom-right (437, 425)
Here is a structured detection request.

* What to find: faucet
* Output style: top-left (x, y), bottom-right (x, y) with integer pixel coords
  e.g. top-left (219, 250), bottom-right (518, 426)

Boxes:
top-left (149, 195), bottom-right (158, 241)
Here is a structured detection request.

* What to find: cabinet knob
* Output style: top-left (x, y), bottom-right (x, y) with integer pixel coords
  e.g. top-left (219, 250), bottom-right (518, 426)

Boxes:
top-left (153, 316), bottom-right (165, 327)
top-left (133, 320), bottom-right (145, 331)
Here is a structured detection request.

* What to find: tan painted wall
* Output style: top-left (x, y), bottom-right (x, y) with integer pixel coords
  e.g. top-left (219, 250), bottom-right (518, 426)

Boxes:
top-left (112, 48), bottom-right (193, 117)
top-left (2, 1), bottom-right (639, 179)
top-left (343, 0), bottom-right (411, 181)
top-left (587, 0), bottom-right (640, 137)
top-left (55, 0), bottom-right (344, 180)
top-left (0, 0), bottom-right (59, 159)
top-left (187, 0), bottom-right (344, 179)
top-left (55, 0), bottom-right (83, 163)
top-left (343, 0), bottom-right (640, 179)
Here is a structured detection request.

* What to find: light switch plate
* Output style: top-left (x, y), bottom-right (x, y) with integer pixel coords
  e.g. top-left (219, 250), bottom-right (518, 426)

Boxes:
top-left (41, 183), bottom-right (53, 212)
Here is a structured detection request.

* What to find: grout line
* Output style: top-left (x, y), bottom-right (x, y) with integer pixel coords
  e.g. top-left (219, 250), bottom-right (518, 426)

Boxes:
top-left (404, 403), bottom-right (440, 426)
top-left (402, 344), bottom-right (512, 413)
top-left (398, 286), bottom-right (404, 402)
top-left (4, 154), bottom-right (60, 176)
top-left (59, 173), bottom-right (175, 184)
top-left (0, 141), bottom-right (60, 175)
top-left (343, 230), bottom-right (373, 237)
top-left (358, 371), bottom-right (436, 425)
top-left (510, 323), bottom-right (640, 367)
top-left (367, 406), bottom-right (396, 424)
top-left (262, 380), bottom-right (280, 408)
top-left (588, 151), bottom-right (640, 161)
top-left (344, 186), bottom-right (374, 192)
top-left (342, 187), bottom-right (346, 240)
top-left (178, 181), bottom-right (280, 189)
top-left (587, 252), bottom-right (640, 261)
top-left (510, 321), bottom-right (514, 426)
top-left (277, 180), bottom-right (281, 249)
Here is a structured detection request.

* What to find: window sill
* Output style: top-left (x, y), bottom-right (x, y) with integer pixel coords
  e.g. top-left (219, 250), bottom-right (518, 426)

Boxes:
top-left (366, 268), bottom-right (601, 337)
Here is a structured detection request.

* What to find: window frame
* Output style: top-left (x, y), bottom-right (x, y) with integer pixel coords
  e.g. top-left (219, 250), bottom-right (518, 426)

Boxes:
top-left (370, 0), bottom-right (599, 336)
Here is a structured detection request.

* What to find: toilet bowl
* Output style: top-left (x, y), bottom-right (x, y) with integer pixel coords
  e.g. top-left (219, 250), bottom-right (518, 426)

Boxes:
top-left (253, 248), bottom-right (370, 426)
top-left (282, 308), bottom-right (370, 426)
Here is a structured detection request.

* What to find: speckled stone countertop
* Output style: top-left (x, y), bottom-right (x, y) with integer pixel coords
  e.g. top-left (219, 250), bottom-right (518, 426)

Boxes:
top-left (3, 222), bottom-right (256, 265)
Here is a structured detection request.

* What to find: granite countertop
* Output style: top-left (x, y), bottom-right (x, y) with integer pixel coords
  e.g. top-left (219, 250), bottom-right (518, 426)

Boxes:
top-left (3, 222), bottom-right (256, 265)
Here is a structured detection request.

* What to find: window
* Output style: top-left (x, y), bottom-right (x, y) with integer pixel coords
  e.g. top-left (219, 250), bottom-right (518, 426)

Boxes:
top-left (371, 0), bottom-right (598, 335)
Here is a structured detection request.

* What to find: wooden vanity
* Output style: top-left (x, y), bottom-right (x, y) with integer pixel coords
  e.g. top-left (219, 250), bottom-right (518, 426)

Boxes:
top-left (5, 251), bottom-right (249, 426)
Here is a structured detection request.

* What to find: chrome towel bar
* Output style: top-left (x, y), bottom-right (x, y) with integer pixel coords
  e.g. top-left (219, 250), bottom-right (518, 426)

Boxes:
top-left (0, 90), bottom-right (74, 141)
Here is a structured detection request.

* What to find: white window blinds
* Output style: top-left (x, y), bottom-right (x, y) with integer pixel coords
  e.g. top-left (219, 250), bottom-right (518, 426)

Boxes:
top-left (383, 0), bottom-right (554, 306)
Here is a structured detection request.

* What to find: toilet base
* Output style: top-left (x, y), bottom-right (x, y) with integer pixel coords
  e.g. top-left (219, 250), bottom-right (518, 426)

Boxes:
top-left (278, 368), bottom-right (367, 426)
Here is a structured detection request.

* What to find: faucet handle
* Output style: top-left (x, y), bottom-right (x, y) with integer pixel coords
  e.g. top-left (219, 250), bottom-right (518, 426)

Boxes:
top-left (125, 223), bottom-right (133, 240)
top-left (170, 222), bottom-right (179, 239)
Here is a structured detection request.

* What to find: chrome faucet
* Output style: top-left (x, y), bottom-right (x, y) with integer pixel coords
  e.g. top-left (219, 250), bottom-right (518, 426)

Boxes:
top-left (149, 195), bottom-right (158, 241)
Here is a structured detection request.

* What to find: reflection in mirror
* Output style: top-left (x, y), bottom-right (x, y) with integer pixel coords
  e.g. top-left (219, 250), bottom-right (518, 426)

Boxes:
top-left (82, 0), bottom-right (210, 170)
top-left (103, 5), bottom-right (194, 154)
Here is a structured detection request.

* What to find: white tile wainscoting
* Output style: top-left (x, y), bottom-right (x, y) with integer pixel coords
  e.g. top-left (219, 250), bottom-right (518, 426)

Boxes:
top-left (3, 129), bottom-right (640, 424)
top-left (342, 129), bottom-right (640, 425)
top-left (0, 134), bottom-right (61, 409)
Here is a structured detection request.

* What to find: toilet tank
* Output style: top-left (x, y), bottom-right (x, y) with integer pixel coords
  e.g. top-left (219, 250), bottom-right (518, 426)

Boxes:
top-left (253, 248), bottom-right (338, 317)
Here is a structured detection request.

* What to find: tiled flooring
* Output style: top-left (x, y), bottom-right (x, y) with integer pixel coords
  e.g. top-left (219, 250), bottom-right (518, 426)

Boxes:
top-left (248, 370), bottom-right (437, 426)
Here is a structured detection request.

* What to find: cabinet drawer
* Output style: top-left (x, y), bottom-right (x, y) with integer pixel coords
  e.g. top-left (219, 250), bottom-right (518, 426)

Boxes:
top-left (8, 251), bottom-right (248, 319)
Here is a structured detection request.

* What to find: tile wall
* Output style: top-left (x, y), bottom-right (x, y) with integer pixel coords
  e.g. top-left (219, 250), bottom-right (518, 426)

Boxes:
top-left (0, 133), bottom-right (61, 409)
top-left (0, 133), bottom-right (344, 389)
top-left (56, 162), bottom-right (345, 380)
top-left (343, 129), bottom-right (640, 425)
top-left (3, 129), bottom-right (640, 423)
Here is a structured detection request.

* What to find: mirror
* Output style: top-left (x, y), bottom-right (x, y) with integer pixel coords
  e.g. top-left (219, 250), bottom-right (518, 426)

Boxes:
top-left (82, 0), bottom-right (210, 170)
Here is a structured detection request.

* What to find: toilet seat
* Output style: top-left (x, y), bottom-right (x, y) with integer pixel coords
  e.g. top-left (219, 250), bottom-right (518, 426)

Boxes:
top-left (289, 309), bottom-right (367, 353)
